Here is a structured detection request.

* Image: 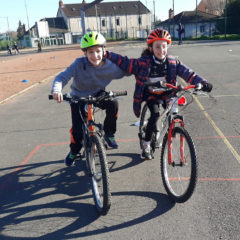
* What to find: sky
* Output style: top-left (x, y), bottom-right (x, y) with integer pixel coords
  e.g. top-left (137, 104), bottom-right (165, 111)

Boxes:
top-left (0, 0), bottom-right (199, 33)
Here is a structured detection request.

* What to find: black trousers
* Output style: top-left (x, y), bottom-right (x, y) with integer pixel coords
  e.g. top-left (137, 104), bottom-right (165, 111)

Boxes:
top-left (145, 99), bottom-right (161, 142)
top-left (69, 98), bottom-right (118, 154)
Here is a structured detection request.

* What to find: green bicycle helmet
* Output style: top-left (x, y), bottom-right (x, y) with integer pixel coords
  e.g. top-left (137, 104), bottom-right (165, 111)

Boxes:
top-left (80, 31), bottom-right (106, 51)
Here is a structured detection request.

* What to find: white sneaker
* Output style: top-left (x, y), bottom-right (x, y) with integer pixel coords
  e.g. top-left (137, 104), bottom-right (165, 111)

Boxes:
top-left (141, 141), bottom-right (152, 160)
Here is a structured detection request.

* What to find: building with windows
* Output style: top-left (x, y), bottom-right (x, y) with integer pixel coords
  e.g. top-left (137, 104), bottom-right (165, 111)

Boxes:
top-left (57, 0), bottom-right (152, 43)
top-left (158, 9), bottom-right (220, 39)
top-left (23, 0), bottom-right (151, 47)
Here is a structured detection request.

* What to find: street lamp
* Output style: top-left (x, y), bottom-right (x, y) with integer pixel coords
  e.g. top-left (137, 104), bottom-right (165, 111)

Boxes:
top-left (196, 0), bottom-right (198, 38)
top-left (224, 0), bottom-right (228, 39)
top-left (25, 0), bottom-right (32, 47)
top-left (80, 0), bottom-right (103, 35)
top-left (135, 3), bottom-right (141, 37)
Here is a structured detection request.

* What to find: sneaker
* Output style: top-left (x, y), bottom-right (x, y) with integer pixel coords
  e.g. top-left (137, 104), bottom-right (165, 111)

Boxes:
top-left (65, 152), bottom-right (77, 166)
top-left (141, 141), bottom-right (152, 160)
top-left (104, 135), bottom-right (118, 149)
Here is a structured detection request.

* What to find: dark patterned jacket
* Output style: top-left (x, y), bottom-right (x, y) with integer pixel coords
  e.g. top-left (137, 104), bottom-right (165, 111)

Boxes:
top-left (105, 51), bottom-right (206, 118)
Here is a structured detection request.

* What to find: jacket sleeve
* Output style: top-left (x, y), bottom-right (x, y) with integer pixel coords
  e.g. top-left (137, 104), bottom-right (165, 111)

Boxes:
top-left (51, 59), bottom-right (77, 93)
top-left (105, 51), bottom-right (145, 75)
top-left (176, 59), bottom-right (207, 85)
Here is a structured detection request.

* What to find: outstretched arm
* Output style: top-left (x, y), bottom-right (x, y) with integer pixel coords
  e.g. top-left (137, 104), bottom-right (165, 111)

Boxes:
top-left (176, 60), bottom-right (213, 92)
top-left (105, 51), bottom-right (148, 76)
top-left (176, 59), bottom-right (206, 85)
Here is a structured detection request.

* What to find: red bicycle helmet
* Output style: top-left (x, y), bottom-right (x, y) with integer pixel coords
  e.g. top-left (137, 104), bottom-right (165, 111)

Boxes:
top-left (147, 28), bottom-right (172, 45)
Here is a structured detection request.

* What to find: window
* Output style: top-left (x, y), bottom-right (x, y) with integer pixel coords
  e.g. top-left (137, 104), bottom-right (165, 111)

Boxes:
top-left (116, 18), bottom-right (120, 26)
top-left (102, 19), bottom-right (106, 27)
top-left (138, 16), bottom-right (142, 25)
top-left (200, 25), bottom-right (205, 33)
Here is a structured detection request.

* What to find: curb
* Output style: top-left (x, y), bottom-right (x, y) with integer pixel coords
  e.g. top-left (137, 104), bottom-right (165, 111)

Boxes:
top-left (0, 71), bottom-right (61, 105)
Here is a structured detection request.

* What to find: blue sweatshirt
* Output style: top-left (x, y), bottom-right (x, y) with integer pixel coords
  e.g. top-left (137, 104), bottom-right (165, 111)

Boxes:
top-left (52, 56), bottom-right (126, 97)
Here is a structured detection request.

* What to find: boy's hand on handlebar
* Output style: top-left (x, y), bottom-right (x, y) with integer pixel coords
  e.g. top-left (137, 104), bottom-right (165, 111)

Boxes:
top-left (53, 92), bottom-right (63, 103)
top-left (201, 82), bottom-right (213, 92)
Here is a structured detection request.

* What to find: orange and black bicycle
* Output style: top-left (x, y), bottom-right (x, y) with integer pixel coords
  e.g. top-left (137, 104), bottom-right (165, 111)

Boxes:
top-left (49, 90), bottom-right (127, 215)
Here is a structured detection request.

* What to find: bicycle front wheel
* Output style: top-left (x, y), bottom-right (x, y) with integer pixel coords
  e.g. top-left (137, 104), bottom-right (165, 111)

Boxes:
top-left (160, 127), bottom-right (197, 203)
top-left (88, 134), bottom-right (111, 215)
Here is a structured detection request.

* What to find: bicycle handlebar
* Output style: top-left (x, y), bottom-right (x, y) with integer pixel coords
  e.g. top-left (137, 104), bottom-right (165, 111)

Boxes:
top-left (144, 81), bottom-right (201, 92)
top-left (48, 90), bottom-right (127, 103)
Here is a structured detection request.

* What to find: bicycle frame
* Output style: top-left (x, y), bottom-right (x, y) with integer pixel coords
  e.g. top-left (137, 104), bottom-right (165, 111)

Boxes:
top-left (86, 104), bottom-right (95, 134)
top-left (151, 84), bottom-right (197, 165)
top-left (168, 116), bottom-right (185, 165)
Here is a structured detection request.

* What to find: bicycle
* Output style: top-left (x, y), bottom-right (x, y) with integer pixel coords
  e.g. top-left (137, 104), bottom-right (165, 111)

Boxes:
top-left (49, 90), bottom-right (127, 215)
top-left (139, 81), bottom-right (206, 203)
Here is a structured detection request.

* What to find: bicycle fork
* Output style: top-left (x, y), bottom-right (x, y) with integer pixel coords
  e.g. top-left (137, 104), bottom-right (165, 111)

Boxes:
top-left (167, 116), bottom-right (186, 166)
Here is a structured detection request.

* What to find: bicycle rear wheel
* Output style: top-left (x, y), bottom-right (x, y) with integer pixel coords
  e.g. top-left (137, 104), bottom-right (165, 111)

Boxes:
top-left (160, 127), bottom-right (197, 203)
top-left (88, 134), bottom-right (111, 215)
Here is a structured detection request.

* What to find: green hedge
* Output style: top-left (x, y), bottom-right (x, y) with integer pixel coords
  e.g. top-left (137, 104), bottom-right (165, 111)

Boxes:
top-left (183, 34), bottom-right (240, 41)
top-left (0, 40), bottom-right (8, 51)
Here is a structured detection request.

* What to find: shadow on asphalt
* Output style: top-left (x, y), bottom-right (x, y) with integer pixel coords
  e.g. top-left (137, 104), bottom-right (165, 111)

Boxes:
top-left (0, 157), bottom-right (174, 239)
top-left (107, 152), bottom-right (144, 173)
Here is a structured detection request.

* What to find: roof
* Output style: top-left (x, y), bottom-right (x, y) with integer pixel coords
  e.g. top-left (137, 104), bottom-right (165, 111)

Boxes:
top-left (40, 17), bottom-right (68, 30)
top-left (60, 1), bottom-right (150, 17)
top-left (161, 10), bottom-right (219, 25)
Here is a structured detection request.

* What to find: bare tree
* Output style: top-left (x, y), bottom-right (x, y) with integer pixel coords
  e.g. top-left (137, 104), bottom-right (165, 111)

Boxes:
top-left (203, 0), bottom-right (225, 15)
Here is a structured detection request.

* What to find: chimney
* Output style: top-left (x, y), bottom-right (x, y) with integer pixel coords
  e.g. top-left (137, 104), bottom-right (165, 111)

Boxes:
top-left (169, 8), bottom-right (174, 19)
top-left (59, 0), bottom-right (64, 8)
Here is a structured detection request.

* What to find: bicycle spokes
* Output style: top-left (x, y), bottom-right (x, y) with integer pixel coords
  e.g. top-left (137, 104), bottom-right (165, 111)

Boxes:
top-left (161, 127), bottom-right (197, 202)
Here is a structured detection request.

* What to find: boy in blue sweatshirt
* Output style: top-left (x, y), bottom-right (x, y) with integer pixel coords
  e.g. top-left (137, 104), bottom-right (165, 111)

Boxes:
top-left (52, 31), bottom-right (126, 166)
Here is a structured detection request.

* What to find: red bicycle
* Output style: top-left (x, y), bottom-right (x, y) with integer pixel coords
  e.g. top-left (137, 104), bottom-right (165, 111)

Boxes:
top-left (139, 81), bottom-right (206, 202)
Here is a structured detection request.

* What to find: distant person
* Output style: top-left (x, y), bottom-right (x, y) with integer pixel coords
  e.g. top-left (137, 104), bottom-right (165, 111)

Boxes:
top-left (38, 40), bottom-right (42, 52)
top-left (7, 43), bottom-right (12, 55)
top-left (13, 42), bottom-right (19, 54)
top-left (177, 22), bottom-right (184, 45)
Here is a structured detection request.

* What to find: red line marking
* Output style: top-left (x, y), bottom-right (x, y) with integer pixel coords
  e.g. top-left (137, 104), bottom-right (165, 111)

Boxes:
top-left (195, 135), bottom-right (240, 140)
top-left (1, 137), bottom-right (239, 194)
top-left (169, 177), bottom-right (240, 181)
top-left (198, 178), bottom-right (240, 181)
top-left (14, 145), bottom-right (41, 173)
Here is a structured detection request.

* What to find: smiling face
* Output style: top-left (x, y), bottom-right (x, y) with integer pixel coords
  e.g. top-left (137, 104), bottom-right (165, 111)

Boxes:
top-left (150, 40), bottom-right (168, 60)
top-left (85, 45), bottom-right (104, 67)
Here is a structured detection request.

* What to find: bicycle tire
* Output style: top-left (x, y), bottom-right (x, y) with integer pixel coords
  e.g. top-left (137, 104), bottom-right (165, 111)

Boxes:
top-left (88, 134), bottom-right (111, 215)
top-left (160, 127), bottom-right (197, 203)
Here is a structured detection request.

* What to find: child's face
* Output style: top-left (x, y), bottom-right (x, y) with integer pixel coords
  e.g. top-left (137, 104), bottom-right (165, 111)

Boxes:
top-left (85, 46), bottom-right (104, 67)
top-left (151, 40), bottom-right (168, 60)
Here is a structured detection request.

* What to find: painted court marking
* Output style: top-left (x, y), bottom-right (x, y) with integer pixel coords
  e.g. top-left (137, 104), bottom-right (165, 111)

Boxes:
top-left (180, 78), bottom-right (240, 164)
top-left (193, 95), bottom-right (240, 164)
top-left (1, 137), bottom-right (239, 191)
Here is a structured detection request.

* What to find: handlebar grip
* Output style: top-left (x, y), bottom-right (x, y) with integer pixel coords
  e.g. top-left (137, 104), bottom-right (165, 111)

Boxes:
top-left (48, 94), bottom-right (71, 101)
top-left (113, 91), bottom-right (127, 97)
top-left (63, 95), bottom-right (69, 100)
